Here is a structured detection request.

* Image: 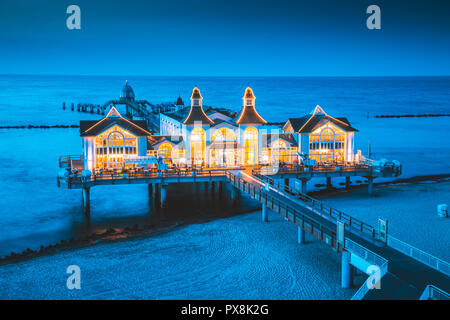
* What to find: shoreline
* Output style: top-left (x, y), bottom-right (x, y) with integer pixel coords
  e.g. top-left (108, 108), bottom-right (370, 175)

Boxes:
top-left (0, 207), bottom-right (260, 266)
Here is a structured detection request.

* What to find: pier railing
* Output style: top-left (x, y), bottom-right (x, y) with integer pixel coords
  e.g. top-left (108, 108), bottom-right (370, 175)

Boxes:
top-left (59, 155), bottom-right (83, 168)
top-left (61, 168), bottom-right (232, 186)
top-left (346, 238), bottom-right (389, 300)
top-left (253, 174), bottom-right (379, 241)
top-left (226, 171), bottom-right (340, 250)
top-left (419, 285), bottom-right (450, 300)
top-left (387, 235), bottom-right (450, 277)
top-left (252, 163), bottom-right (371, 176)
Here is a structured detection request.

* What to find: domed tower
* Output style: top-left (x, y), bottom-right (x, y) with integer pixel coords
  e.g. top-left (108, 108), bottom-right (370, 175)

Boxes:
top-left (120, 80), bottom-right (135, 102)
top-left (236, 87), bottom-right (266, 166)
top-left (236, 87), bottom-right (266, 125)
top-left (183, 87), bottom-right (214, 168)
top-left (183, 87), bottom-right (214, 125)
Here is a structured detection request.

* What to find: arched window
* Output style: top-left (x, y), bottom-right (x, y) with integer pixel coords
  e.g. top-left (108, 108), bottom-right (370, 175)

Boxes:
top-left (94, 126), bottom-right (137, 169)
top-left (191, 127), bottom-right (206, 166)
top-left (158, 142), bottom-right (173, 164)
top-left (243, 127), bottom-right (258, 165)
top-left (108, 131), bottom-right (124, 147)
top-left (271, 139), bottom-right (288, 163)
top-left (212, 128), bottom-right (236, 142)
top-left (309, 126), bottom-right (345, 163)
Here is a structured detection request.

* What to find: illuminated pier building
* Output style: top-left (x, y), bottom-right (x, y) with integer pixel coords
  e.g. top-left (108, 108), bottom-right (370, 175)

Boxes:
top-left (79, 84), bottom-right (358, 171)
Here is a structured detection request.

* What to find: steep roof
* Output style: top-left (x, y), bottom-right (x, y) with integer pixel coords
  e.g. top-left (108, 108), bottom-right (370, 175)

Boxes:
top-left (80, 106), bottom-right (151, 137)
top-left (80, 118), bottom-right (150, 137)
top-left (183, 106), bottom-right (215, 125)
top-left (183, 87), bottom-right (214, 125)
top-left (236, 87), bottom-right (266, 125)
top-left (236, 105), bottom-right (267, 125)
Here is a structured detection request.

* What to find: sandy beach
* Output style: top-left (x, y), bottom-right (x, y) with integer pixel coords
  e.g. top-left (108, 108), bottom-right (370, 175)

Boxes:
top-left (318, 180), bottom-right (450, 261)
top-left (0, 209), bottom-right (356, 300)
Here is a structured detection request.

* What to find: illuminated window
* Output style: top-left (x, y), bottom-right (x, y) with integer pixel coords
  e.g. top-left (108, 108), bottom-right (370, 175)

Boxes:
top-left (158, 142), bottom-right (173, 164)
top-left (94, 125), bottom-right (137, 169)
top-left (212, 128), bottom-right (236, 142)
top-left (243, 127), bottom-right (258, 165)
top-left (190, 127), bottom-right (206, 166)
top-left (309, 126), bottom-right (345, 163)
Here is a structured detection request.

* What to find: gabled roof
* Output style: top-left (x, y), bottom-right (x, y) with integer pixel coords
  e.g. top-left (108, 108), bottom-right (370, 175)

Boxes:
top-left (287, 115), bottom-right (357, 133)
top-left (80, 106), bottom-right (151, 137)
top-left (263, 133), bottom-right (298, 147)
top-left (285, 106), bottom-right (357, 133)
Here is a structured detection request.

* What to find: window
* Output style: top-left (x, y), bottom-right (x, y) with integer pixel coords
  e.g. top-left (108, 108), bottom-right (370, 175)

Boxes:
top-left (94, 125), bottom-right (137, 169)
top-left (190, 127), bottom-right (206, 166)
top-left (212, 128), bottom-right (236, 142)
top-left (158, 142), bottom-right (173, 164)
top-left (308, 126), bottom-right (345, 163)
top-left (243, 127), bottom-right (258, 165)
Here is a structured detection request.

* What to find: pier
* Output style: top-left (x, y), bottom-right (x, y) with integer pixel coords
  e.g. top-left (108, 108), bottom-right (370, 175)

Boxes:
top-left (226, 170), bottom-right (450, 300)
top-left (57, 163), bottom-right (449, 299)
top-left (55, 83), bottom-right (448, 300)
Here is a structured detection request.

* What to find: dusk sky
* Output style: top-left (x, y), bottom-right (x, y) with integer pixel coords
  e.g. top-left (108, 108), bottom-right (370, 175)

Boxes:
top-left (0, 0), bottom-right (449, 76)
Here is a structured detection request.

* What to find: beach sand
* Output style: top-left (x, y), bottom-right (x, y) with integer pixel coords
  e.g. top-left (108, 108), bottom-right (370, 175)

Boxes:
top-left (0, 210), bottom-right (356, 300)
top-left (317, 180), bottom-right (450, 261)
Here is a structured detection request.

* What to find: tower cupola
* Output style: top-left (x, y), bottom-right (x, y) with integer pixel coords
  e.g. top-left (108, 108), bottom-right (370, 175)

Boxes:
top-left (183, 87), bottom-right (214, 125)
top-left (236, 86), bottom-right (266, 125)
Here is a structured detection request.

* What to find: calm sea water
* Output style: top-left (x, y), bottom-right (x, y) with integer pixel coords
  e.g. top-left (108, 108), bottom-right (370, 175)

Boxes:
top-left (0, 75), bottom-right (449, 258)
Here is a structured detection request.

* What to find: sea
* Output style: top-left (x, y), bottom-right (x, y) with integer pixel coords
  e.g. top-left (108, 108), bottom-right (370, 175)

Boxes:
top-left (0, 75), bottom-right (449, 258)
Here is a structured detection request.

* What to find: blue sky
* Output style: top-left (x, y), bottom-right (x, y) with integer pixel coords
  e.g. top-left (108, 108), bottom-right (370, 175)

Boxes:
top-left (0, 0), bottom-right (449, 76)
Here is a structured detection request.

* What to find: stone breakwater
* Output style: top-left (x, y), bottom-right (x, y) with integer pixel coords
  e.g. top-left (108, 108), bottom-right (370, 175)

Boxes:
top-left (0, 124), bottom-right (79, 129)
top-left (0, 208), bottom-right (261, 265)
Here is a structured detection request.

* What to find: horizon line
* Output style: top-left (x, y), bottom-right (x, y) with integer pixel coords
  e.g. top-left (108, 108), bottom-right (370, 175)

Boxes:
top-left (1, 73), bottom-right (449, 78)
